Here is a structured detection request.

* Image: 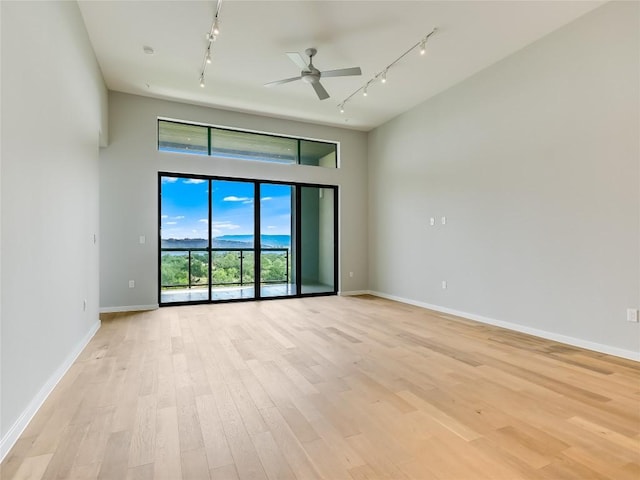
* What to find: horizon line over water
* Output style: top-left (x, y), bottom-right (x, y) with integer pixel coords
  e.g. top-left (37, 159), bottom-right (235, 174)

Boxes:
top-left (162, 234), bottom-right (291, 248)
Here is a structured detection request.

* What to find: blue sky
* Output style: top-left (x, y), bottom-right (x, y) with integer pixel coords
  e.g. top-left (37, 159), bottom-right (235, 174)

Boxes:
top-left (160, 176), bottom-right (292, 239)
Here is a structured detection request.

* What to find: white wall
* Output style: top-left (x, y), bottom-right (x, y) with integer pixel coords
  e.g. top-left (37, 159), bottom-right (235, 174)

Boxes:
top-left (319, 188), bottom-right (335, 287)
top-left (0, 0), bottom-right (107, 456)
top-left (100, 93), bottom-right (368, 310)
top-left (319, 153), bottom-right (337, 287)
top-left (368, 1), bottom-right (639, 358)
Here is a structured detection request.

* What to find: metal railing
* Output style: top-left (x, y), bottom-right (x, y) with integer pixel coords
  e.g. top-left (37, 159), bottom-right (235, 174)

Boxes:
top-left (161, 247), bottom-right (289, 290)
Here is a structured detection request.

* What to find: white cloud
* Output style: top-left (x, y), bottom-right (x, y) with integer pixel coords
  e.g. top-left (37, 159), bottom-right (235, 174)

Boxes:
top-left (161, 177), bottom-right (178, 183)
top-left (161, 215), bottom-right (169, 219)
top-left (223, 196), bottom-right (249, 202)
top-left (242, 199), bottom-right (254, 205)
top-left (166, 221), bottom-right (177, 225)
top-left (198, 219), bottom-right (208, 224)
top-left (212, 221), bottom-right (240, 230)
top-left (183, 179), bottom-right (206, 184)
top-left (174, 215), bottom-right (185, 220)
top-left (261, 197), bottom-right (272, 201)
top-left (267, 226), bottom-right (276, 229)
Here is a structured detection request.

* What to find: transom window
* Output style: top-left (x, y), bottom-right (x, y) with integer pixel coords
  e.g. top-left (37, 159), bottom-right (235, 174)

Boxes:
top-left (158, 120), bottom-right (338, 168)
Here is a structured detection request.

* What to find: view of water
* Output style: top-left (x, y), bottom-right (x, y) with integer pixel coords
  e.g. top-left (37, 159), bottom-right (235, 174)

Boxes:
top-left (161, 235), bottom-right (291, 249)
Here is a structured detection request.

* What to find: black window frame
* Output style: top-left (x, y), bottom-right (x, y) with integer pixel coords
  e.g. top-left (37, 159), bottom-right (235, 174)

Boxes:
top-left (157, 119), bottom-right (339, 168)
top-left (158, 172), bottom-right (339, 306)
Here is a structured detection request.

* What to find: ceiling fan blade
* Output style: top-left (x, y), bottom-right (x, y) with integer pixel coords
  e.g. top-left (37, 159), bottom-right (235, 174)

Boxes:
top-left (321, 67), bottom-right (362, 78)
top-left (286, 52), bottom-right (308, 70)
top-left (264, 76), bottom-right (302, 87)
top-left (312, 82), bottom-right (330, 100)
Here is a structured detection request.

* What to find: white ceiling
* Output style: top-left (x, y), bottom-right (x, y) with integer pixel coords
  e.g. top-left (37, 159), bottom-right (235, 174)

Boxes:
top-left (78, 1), bottom-right (604, 131)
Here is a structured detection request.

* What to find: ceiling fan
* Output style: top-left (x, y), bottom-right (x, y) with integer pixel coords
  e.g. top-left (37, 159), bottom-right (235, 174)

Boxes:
top-left (264, 48), bottom-right (362, 100)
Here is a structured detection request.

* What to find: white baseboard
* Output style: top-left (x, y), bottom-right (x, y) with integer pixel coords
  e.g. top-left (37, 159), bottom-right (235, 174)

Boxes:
top-left (99, 304), bottom-right (158, 313)
top-left (339, 290), bottom-right (372, 296)
top-left (369, 291), bottom-right (640, 362)
top-left (0, 320), bottom-right (101, 462)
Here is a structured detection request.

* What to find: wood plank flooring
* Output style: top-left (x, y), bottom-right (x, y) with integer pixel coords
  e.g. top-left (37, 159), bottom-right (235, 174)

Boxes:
top-left (2, 295), bottom-right (639, 479)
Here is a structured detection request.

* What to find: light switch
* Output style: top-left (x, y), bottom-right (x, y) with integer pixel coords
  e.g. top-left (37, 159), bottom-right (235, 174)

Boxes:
top-left (139, 235), bottom-right (146, 244)
top-left (429, 217), bottom-right (435, 226)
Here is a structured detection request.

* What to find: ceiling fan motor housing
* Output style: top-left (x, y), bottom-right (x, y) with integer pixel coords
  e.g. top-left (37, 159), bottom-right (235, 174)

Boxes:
top-left (302, 68), bottom-right (321, 84)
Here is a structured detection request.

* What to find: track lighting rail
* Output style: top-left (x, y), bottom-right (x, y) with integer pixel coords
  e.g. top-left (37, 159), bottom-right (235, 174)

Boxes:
top-left (199, 0), bottom-right (223, 88)
top-left (338, 27), bottom-right (437, 114)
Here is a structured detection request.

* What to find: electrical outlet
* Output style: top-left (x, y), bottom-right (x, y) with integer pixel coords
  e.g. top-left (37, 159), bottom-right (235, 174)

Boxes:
top-left (441, 280), bottom-right (447, 289)
top-left (129, 280), bottom-right (135, 288)
top-left (429, 217), bottom-right (435, 226)
top-left (139, 235), bottom-right (146, 244)
top-left (441, 216), bottom-right (447, 225)
top-left (627, 308), bottom-right (639, 323)
top-left (349, 272), bottom-right (354, 278)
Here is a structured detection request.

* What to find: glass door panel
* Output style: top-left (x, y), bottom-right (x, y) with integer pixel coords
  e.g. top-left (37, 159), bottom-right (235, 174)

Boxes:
top-left (211, 180), bottom-right (256, 301)
top-left (260, 183), bottom-right (296, 298)
top-left (160, 175), bottom-right (211, 303)
top-left (160, 173), bottom-right (337, 305)
top-left (300, 186), bottom-right (336, 294)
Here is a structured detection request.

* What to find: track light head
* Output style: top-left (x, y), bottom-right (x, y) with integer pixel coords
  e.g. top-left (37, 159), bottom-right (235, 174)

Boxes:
top-left (213, 20), bottom-right (220, 36)
top-left (420, 40), bottom-right (426, 55)
top-left (381, 70), bottom-right (387, 84)
top-left (199, 76), bottom-right (205, 88)
top-left (206, 52), bottom-right (212, 64)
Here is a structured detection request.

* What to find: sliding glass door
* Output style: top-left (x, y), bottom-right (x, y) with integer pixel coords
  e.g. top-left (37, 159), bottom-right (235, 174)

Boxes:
top-left (159, 173), bottom-right (337, 305)
top-left (159, 176), bottom-right (211, 303)
top-left (260, 183), bottom-right (296, 298)
top-left (211, 179), bottom-right (256, 301)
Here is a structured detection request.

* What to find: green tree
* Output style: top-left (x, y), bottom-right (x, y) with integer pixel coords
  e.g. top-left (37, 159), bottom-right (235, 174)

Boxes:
top-left (161, 254), bottom-right (188, 287)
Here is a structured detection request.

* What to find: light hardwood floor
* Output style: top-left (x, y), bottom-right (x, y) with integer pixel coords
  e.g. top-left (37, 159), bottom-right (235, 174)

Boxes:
top-left (2, 295), bottom-right (639, 479)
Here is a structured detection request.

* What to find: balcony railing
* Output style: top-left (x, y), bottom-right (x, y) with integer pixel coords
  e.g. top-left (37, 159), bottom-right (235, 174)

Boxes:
top-left (161, 247), bottom-right (290, 290)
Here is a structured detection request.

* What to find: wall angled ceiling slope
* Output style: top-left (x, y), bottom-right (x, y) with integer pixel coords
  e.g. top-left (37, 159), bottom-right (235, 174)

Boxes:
top-left (78, 0), bottom-right (604, 131)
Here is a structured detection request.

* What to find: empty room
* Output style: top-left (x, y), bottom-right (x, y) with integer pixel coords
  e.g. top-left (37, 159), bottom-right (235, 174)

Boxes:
top-left (1, 1), bottom-right (638, 479)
